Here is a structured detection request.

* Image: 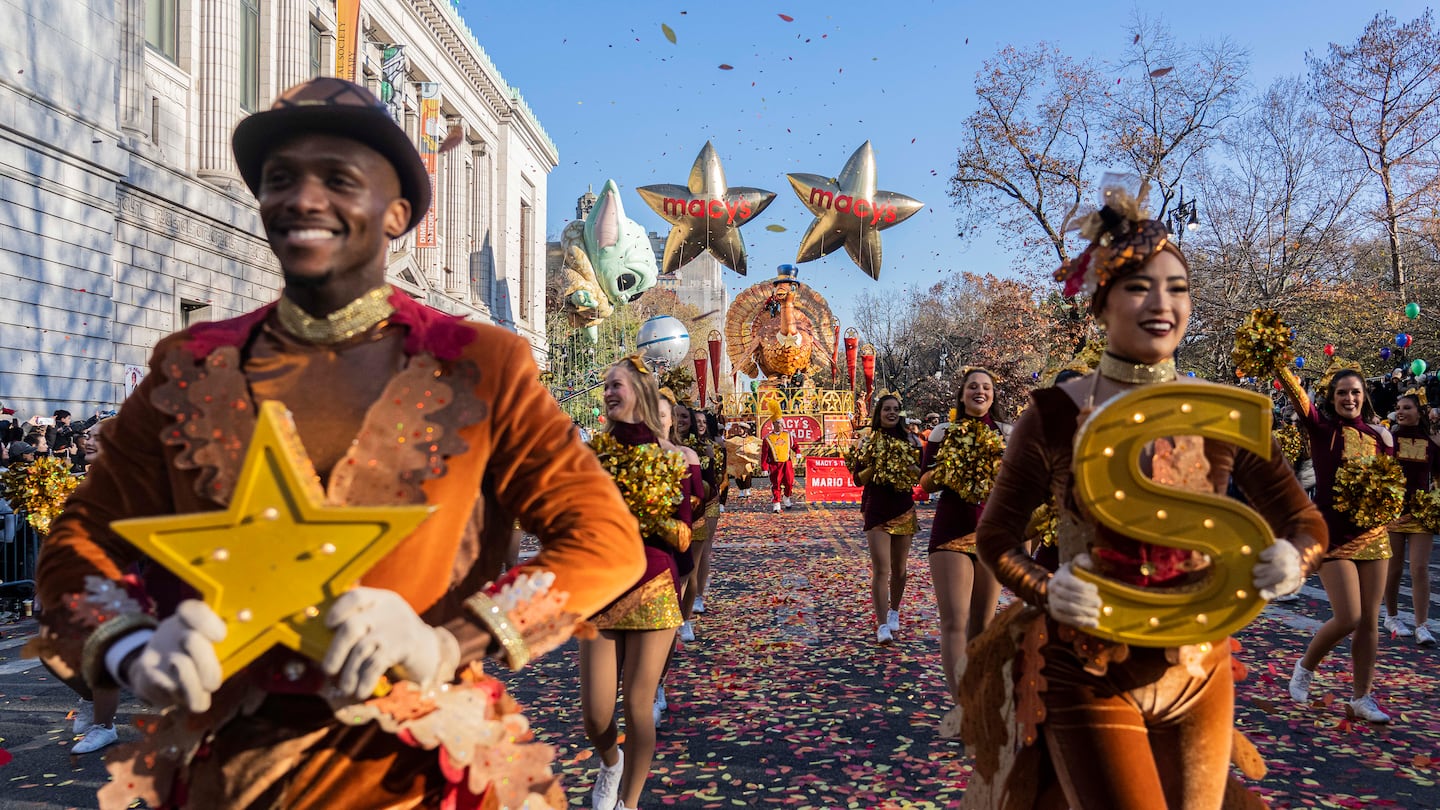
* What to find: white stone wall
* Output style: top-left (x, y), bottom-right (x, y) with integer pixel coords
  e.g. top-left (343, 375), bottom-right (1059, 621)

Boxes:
top-left (0, 0), bottom-right (556, 415)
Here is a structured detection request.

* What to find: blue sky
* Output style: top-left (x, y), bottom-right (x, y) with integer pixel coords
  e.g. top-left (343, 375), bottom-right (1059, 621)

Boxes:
top-left (463, 0), bottom-right (1429, 327)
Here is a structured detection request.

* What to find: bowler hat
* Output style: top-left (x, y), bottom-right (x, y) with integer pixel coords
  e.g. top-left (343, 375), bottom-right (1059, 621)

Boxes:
top-left (232, 78), bottom-right (431, 233)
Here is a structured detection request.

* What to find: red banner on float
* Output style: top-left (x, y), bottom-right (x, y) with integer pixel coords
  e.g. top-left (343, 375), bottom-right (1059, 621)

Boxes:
top-left (708, 334), bottom-right (723, 391)
top-left (694, 356), bottom-right (708, 407)
top-left (804, 456), bottom-right (862, 503)
top-left (759, 414), bottom-right (822, 444)
top-left (415, 83), bottom-right (442, 248)
top-left (844, 335), bottom-right (859, 391)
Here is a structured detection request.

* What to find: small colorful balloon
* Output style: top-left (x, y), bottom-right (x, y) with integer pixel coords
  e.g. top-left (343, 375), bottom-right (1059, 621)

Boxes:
top-left (1272, 380), bottom-right (1283, 391)
top-left (1323, 344), bottom-right (1335, 357)
top-left (1186, 371), bottom-right (1196, 378)
top-left (1406, 302), bottom-right (1421, 320)
top-left (1398, 333), bottom-right (1412, 348)
top-left (1295, 356), bottom-right (1305, 369)
top-left (1412, 359), bottom-right (1428, 375)
top-left (1381, 347), bottom-right (1393, 360)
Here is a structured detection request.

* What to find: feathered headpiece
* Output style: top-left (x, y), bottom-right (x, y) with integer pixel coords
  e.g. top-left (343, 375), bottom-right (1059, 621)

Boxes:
top-left (1054, 174), bottom-right (1174, 299)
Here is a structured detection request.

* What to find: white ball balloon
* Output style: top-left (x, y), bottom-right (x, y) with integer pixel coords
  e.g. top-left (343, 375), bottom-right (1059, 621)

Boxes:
top-left (637, 315), bottom-right (691, 368)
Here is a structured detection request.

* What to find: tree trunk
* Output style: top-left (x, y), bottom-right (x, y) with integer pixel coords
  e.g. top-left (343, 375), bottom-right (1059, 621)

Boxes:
top-left (1380, 165), bottom-right (1406, 298)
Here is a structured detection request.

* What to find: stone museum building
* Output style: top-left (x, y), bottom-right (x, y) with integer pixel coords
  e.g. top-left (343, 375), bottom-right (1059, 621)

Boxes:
top-left (0, 0), bottom-right (557, 416)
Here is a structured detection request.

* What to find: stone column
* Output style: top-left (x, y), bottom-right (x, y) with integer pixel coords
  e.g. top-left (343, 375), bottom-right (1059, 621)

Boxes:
top-left (116, 0), bottom-right (147, 136)
top-left (197, 0), bottom-right (240, 178)
top-left (274, 0), bottom-right (309, 90)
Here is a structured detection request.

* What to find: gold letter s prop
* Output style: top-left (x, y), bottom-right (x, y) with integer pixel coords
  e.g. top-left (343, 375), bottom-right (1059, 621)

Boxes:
top-left (1071, 383), bottom-right (1273, 647)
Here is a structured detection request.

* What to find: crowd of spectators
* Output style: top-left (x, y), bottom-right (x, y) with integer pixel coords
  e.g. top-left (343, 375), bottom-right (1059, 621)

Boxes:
top-left (0, 407), bottom-right (114, 474)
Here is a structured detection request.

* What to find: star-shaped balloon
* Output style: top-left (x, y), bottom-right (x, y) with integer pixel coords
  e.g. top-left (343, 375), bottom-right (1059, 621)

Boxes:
top-left (787, 141), bottom-right (923, 280)
top-left (637, 142), bottom-right (776, 276)
top-left (110, 401), bottom-right (434, 679)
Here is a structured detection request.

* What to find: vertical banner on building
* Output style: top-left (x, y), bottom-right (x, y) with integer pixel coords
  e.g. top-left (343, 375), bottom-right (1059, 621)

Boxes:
top-left (335, 0), bottom-right (361, 82)
top-left (380, 46), bottom-right (407, 123)
top-left (416, 83), bottom-right (442, 248)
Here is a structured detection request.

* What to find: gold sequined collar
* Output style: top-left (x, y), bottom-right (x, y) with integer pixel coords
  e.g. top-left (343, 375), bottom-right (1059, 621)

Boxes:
top-left (275, 286), bottom-right (395, 345)
top-left (1097, 352), bottom-right (1177, 385)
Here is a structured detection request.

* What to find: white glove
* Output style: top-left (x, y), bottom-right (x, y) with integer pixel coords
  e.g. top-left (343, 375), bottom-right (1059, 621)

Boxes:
top-left (127, 599), bottom-right (226, 713)
top-left (1253, 540), bottom-right (1303, 600)
top-left (323, 587), bottom-right (459, 699)
top-left (1048, 553), bottom-right (1103, 629)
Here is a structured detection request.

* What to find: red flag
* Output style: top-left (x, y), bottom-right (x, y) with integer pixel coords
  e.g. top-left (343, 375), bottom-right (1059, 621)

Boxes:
top-left (844, 336), bottom-right (859, 392)
top-left (694, 356), bottom-right (708, 408)
top-left (708, 334), bottom-right (723, 391)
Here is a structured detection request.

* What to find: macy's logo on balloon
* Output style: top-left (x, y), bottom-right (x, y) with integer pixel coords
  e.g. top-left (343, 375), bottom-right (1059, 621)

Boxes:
top-left (808, 189), bottom-right (898, 226)
top-left (661, 197), bottom-right (755, 224)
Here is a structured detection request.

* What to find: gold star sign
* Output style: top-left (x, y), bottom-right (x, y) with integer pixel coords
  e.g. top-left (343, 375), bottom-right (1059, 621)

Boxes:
top-left (110, 401), bottom-right (434, 679)
top-left (787, 141), bottom-right (923, 280)
top-left (637, 141), bottom-right (777, 276)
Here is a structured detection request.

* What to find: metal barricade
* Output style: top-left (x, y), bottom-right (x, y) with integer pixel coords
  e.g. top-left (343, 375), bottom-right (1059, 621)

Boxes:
top-left (1, 513), bottom-right (41, 598)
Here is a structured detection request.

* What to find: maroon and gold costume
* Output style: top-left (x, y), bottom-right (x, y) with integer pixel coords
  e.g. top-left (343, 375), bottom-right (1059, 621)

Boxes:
top-left (971, 385), bottom-right (1326, 809)
top-left (856, 426), bottom-right (921, 535)
top-left (33, 290), bottom-right (645, 809)
top-left (1390, 423), bottom-right (1440, 533)
top-left (922, 414), bottom-right (1001, 555)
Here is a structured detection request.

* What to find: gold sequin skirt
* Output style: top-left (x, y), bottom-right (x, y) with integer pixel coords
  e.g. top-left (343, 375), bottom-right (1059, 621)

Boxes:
top-left (1388, 514), bottom-right (1430, 535)
top-left (1326, 526), bottom-right (1393, 561)
top-left (877, 509), bottom-right (919, 536)
top-left (593, 572), bottom-right (683, 631)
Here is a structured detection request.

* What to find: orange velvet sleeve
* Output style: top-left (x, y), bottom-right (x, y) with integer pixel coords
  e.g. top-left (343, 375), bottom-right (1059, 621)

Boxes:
top-left (976, 396), bottom-right (1057, 608)
top-left (470, 336), bottom-right (645, 622)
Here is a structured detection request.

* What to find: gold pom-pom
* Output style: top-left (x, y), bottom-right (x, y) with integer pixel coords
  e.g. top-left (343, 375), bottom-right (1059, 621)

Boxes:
top-left (0, 456), bottom-right (79, 535)
top-left (1274, 424), bottom-right (1304, 465)
top-left (1410, 489), bottom-right (1440, 533)
top-left (850, 433), bottom-right (919, 491)
top-left (930, 419), bottom-right (1005, 503)
top-left (1231, 309), bottom-right (1294, 378)
top-left (589, 433), bottom-right (688, 544)
top-left (1332, 454), bottom-right (1406, 530)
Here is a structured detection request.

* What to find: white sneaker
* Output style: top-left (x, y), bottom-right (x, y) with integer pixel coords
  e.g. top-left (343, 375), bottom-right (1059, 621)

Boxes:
top-left (592, 750), bottom-right (624, 810)
top-left (877, 625), bottom-right (894, 645)
top-left (1288, 660), bottom-right (1314, 704)
top-left (72, 723), bottom-right (117, 754)
top-left (886, 609), bottom-right (900, 633)
top-left (1385, 615), bottom-right (1414, 638)
top-left (655, 685), bottom-right (668, 713)
top-left (783, 496), bottom-right (793, 509)
top-left (693, 595), bottom-right (706, 615)
top-left (1417, 624), bottom-right (1436, 647)
top-left (718, 504), bottom-right (725, 514)
top-left (652, 696), bottom-right (664, 729)
top-left (72, 699), bottom-right (94, 735)
top-left (772, 502), bottom-right (782, 513)
top-left (1349, 694), bottom-right (1390, 723)
top-left (679, 621), bottom-right (696, 642)
top-left (1380, 605), bottom-right (1390, 626)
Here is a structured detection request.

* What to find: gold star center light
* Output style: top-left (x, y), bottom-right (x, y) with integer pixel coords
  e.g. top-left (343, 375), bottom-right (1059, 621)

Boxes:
top-left (111, 401), bottom-right (435, 679)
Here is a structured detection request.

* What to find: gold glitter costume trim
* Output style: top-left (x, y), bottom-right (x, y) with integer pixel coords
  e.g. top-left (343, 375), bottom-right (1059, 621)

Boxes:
top-left (275, 285), bottom-right (396, 345)
top-left (877, 509), bottom-right (919, 536)
top-left (1325, 526), bottom-right (1392, 561)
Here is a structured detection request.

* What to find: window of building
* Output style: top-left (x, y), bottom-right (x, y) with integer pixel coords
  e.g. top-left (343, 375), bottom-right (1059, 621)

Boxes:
top-left (239, 0), bottom-right (261, 111)
top-left (145, 0), bottom-right (179, 61)
top-left (519, 200), bottom-right (533, 322)
top-left (181, 300), bottom-right (211, 328)
top-left (309, 23), bottom-right (324, 78)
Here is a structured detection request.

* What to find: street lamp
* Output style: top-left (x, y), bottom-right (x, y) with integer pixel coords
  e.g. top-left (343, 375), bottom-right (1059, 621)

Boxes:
top-left (1168, 185), bottom-right (1200, 238)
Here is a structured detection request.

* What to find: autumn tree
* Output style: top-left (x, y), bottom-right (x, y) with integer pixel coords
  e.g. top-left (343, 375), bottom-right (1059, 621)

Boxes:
top-left (949, 44), bottom-right (1101, 268)
top-left (1100, 15), bottom-right (1249, 217)
top-left (1308, 9), bottom-right (1440, 298)
top-left (1182, 77), bottom-right (1367, 378)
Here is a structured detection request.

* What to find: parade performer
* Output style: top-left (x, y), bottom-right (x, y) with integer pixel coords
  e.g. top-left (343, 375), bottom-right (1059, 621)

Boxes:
top-left (969, 182), bottom-right (1325, 809)
top-left (1273, 352), bottom-right (1398, 721)
top-left (29, 78), bottom-right (645, 810)
top-left (1383, 392), bottom-right (1440, 645)
top-left (848, 394), bottom-right (923, 645)
top-left (920, 368), bottom-right (1009, 699)
top-left (671, 402), bottom-right (704, 645)
top-left (684, 410), bottom-right (725, 619)
top-left (581, 361), bottom-right (701, 810)
top-left (726, 422), bottom-right (760, 498)
top-left (761, 400), bottom-right (798, 513)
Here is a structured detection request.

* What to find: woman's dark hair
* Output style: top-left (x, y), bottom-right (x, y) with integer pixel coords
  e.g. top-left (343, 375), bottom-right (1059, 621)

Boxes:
top-left (1397, 393), bottom-right (1431, 434)
top-left (1055, 369), bottom-right (1085, 385)
top-left (869, 394), bottom-right (903, 431)
top-left (1321, 369), bottom-right (1378, 423)
top-left (955, 368), bottom-right (997, 418)
top-left (672, 402), bottom-right (699, 444)
top-left (696, 409), bottom-right (721, 440)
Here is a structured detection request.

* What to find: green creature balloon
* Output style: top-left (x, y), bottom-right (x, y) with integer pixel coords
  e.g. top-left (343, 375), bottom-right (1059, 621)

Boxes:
top-left (558, 180), bottom-right (660, 341)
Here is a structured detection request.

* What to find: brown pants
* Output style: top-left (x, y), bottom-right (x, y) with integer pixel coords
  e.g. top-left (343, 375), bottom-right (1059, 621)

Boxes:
top-left (1042, 637), bottom-right (1234, 810)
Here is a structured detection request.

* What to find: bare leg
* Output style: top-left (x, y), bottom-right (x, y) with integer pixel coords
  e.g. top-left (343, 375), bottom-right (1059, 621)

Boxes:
top-left (618, 628), bottom-right (678, 809)
top-left (866, 529), bottom-right (893, 627)
top-left (697, 513), bottom-right (719, 597)
top-left (1352, 559), bottom-right (1387, 698)
top-left (579, 632), bottom-right (621, 764)
top-left (929, 550), bottom-right (975, 697)
top-left (1301, 560), bottom-right (1362, 673)
top-left (1411, 533), bottom-right (1433, 625)
top-left (889, 534), bottom-right (912, 613)
top-left (969, 551), bottom-right (1002, 640)
top-left (1384, 533), bottom-right (1407, 617)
